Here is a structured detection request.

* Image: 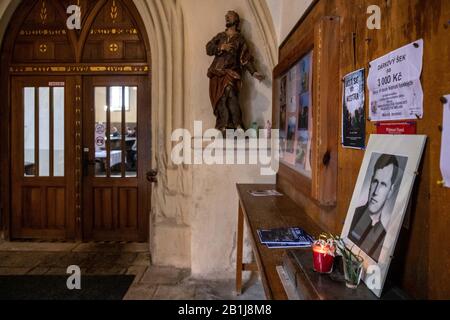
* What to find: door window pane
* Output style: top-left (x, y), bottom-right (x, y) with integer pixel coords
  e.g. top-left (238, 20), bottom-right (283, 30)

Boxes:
top-left (110, 87), bottom-right (123, 178)
top-left (95, 87), bottom-right (107, 177)
top-left (93, 86), bottom-right (138, 179)
top-left (39, 87), bottom-right (50, 177)
top-left (24, 88), bottom-right (35, 177)
top-left (53, 87), bottom-right (64, 177)
top-left (125, 86), bottom-right (137, 177)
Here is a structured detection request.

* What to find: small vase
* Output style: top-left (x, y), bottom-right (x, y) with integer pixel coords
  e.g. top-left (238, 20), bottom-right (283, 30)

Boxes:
top-left (343, 255), bottom-right (364, 289)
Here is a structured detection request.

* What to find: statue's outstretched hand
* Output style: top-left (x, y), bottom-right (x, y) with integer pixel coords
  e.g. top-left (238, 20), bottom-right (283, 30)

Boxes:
top-left (253, 72), bottom-right (265, 82)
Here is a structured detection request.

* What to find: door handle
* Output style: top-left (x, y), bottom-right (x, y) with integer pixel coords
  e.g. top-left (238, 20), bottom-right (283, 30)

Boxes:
top-left (147, 170), bottom-right (158, 183)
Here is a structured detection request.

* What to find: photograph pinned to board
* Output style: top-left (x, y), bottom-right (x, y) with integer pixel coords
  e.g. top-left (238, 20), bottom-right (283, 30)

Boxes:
top-left (341, 134), bottom-right (427, 298)
top-left (440, 95), bottom-right (450, 188)
top-left (368, 39), bottom-right (424, 122)
top-left (342, 68), bottom-right (366, 149)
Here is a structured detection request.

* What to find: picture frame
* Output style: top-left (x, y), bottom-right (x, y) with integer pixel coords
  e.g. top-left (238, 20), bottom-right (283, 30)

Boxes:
top-left (341, 134), bottom-right (427, 297)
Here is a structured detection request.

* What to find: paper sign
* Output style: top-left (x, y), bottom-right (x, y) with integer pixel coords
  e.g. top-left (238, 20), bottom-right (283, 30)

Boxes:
top-left (95, 123), bottom-right (106, 151)
top-left (376, 122), bottom-right (417, 135)
top-left (440, 95), bottom-right (450, 188)
top-left (368, 39), bottom-right (424, 121)
top-left (342, 69), bottom-right (366, 149)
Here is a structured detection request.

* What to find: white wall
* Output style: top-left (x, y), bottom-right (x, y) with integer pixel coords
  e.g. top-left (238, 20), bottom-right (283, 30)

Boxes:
top-left (265, 0), bottom-right (282, 44)
top-left (266, 0), bottom-right (313, 45)
top-left (181, 0), bottom-right (276, 278)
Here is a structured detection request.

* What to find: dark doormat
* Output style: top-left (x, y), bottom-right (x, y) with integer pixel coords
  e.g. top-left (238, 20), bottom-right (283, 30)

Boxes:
top-left (0, 275), bottom-right (135, 300)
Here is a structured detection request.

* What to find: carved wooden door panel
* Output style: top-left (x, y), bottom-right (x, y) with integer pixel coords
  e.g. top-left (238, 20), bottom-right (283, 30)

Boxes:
top-left (11, 76), bottom-right (76, 239)
top-left (82, 76), bottom-right (150, 241)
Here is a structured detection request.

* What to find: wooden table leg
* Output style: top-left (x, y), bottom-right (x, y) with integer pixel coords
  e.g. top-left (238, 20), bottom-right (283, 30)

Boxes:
top-left (236, 202), bottom-right (244, 295)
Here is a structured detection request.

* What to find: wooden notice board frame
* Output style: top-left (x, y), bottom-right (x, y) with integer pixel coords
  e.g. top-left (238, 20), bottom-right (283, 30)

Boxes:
top-left (273, 10), bottom-right (340, 207)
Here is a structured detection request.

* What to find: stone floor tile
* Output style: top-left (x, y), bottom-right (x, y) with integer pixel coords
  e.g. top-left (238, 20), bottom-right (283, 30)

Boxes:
top-left (27, 267), bottom-right (51, 275)
top-left (132, 252), bottom-right (151, 266)
top-left (0, 242), bottom-right (78, 252)
top-left (152, 284), bottom-right (197, 300)
top-left (39, 252), bottom-right (99, 269)
top-left (45, 267), bottom-right (72, 275)
top-left (126, 266), bottom-right (148, 284)
top-left (0, 267), bottom-right (31, 275)
top-left (123, 283), bottom-right (158, 300)
top-left (85, 266), bottom-right (127, 275)
top-left (0, 252), bottom-right (49, 268)
top-left (72, 242), bottom-right (148, 253)
top-left (139, 266), bottom-right (190, 285)
top-left (90, 252), bottom-right (138, 268)
top-left (186, 276), bottom-right (265, 300)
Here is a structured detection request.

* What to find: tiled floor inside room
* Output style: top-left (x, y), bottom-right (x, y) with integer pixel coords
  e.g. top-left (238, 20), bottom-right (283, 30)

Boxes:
top-left (0, 241), bottom-right (265, 300)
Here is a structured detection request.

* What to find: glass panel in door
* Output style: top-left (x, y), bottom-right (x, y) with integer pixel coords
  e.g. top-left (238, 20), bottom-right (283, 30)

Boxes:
top-left (23, 86), bottom-right (65, 177)
top-left (94, 85), bottom-right (138, 178)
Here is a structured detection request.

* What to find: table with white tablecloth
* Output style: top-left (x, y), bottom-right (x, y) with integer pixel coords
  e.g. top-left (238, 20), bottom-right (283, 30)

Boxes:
top-left (95, 150), bottom-right (122, 167)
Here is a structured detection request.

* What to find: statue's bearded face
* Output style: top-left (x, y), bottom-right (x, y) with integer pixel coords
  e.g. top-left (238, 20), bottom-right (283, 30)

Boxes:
top-left (225, 11), bottom-right (239, 28)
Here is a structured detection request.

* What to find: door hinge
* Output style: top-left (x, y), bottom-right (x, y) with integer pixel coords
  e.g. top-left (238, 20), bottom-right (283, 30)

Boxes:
top-left (76, 217), bottom-right (81, 224)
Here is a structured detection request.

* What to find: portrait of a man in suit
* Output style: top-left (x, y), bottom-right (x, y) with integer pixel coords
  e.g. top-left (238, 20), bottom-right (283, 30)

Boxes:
top-left (348, 154), bottom-right (402, 262)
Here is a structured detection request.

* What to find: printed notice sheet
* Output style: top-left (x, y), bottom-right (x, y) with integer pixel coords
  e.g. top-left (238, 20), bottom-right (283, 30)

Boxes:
top-left (441, 95), bottom-right (450, 188)
top-left (342, 68), bottom-right (366, 149)
top-left (368, 39), bottom-right (424, 121)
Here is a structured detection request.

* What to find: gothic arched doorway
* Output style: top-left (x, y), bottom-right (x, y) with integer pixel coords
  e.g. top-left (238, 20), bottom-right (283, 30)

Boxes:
top-left (0, 0), bottom-right (151, 241)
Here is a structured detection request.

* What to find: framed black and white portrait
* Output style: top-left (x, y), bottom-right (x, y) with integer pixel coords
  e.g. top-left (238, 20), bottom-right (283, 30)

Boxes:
top-left (341, 135), bottom-right (427, 298)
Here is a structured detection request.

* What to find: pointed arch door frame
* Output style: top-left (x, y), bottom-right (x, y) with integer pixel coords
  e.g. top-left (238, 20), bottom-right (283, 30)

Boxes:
top-left (0, 0), bottom-right (152, 241)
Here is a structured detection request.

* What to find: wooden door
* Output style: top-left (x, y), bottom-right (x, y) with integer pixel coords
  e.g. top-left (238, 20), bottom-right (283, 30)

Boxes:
top-left (82, 76), bottom-right (150, 241)
top-left (11, 76), bottom-right (76, 240)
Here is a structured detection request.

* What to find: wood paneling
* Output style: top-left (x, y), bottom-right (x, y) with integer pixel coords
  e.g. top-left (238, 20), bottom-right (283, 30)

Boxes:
top-left (310, 16), bottom-right (340, 205)
top-left (13, 0), bottom-right (75, 63)
top-left (46, 187), bottom-right (66, 229)
top-left (10, 76), bottom-right (75, 240)
top-left (82, 0), bottom-right (146, 63)
top-left (277, 0), bottom-right (450, 299)
top-left (94, 188), bottom-right (113, 230)
top-left (22, 188), bottom-right (42, 228)
top-left (119, 188), bottom-right (138, 229)
top-left (83, 76), bottom-right (150, 242)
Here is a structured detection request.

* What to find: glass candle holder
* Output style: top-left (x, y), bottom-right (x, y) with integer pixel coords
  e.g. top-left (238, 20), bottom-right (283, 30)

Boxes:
top-left (312, 242), bottom-right (335, 274)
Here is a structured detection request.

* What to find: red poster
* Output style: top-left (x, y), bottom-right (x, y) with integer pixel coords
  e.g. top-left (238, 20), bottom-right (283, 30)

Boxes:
top-left (376, 122), bottom-right (417, 135)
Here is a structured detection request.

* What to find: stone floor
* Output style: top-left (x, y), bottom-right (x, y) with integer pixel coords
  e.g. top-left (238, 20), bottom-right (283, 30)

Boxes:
top-left (0, 241), bottom-right (265, 300)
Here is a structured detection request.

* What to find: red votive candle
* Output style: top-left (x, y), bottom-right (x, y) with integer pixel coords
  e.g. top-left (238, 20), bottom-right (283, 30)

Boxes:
top-left (312, 243), bottom-right (335, 274)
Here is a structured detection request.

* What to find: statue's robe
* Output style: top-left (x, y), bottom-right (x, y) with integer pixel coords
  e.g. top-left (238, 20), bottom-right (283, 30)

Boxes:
top-left (206, 32), bottom-right (257, 129)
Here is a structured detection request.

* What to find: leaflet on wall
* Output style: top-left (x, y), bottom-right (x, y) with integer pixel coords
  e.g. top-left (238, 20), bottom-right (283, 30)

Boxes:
top-left (342, 68), bottom-right (366, 149)
top-left (440, 95), bottom-right (450, 188)
top-left (368, 39), bottom-right (424, 121)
